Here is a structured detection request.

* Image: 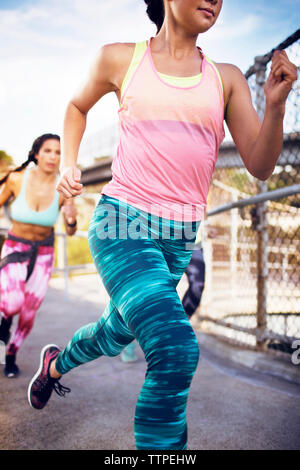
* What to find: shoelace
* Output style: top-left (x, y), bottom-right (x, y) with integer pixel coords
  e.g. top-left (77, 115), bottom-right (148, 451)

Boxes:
top-left (35, 375), bottom-right (71, 397)
top-left (53, 380), bottom-right (71, 397)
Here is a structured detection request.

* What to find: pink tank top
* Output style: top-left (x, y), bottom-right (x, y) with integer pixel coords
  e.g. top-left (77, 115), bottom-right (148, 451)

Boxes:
top-left (101, 38), bottom-right (225, 221)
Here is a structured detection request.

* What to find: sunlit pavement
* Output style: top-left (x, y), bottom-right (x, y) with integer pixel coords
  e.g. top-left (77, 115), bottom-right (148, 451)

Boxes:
top-left (0, 274), bottom-right (299, 450)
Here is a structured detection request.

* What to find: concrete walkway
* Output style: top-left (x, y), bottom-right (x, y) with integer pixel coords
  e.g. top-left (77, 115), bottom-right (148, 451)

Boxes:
top-left (0, 274), bottom-right (299, 450)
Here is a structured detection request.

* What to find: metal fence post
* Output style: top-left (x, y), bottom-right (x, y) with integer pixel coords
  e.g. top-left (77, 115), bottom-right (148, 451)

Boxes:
top-left (57, 213), bottom-right (69, 300)
top-left (63, 232), bottom-right (69, 299)
top-left (255, 56), bottom-right (269, 350)
top-left (230, 193), bottom-right (238, 299)
top-left (203, 235), bottom-right (213, 305)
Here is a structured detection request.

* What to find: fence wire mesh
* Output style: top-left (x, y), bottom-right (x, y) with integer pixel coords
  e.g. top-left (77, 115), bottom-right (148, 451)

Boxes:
top-left (197, 30), bottom-right (300, 353)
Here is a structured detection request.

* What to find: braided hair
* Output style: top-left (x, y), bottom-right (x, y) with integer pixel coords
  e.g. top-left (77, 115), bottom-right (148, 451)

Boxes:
top-left (0, 133), bottom-right (60, 186)
top-left (144, 0), bottom-right (165, 33)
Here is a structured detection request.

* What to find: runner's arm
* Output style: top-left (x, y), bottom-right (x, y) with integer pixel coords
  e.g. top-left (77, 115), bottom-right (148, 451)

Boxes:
top-left (0, 174), bottom-right (14, 207)
top-left (58, 43), bottom-right (133, 198)
top-left (60, 197), bottom-right (78, 235)
top-left (224, 52), bottom-right (297, 180)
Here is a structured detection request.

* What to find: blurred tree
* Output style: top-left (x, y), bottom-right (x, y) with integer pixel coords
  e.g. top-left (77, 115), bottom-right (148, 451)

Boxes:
top-left (0, 150), bottom-right (13, 166)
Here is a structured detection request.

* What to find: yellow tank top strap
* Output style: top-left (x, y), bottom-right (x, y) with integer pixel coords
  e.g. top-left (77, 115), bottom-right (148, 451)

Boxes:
top-left (204, 55), bottom-right (224, 96)
top-left (121, 40), bottom-right (147, 99)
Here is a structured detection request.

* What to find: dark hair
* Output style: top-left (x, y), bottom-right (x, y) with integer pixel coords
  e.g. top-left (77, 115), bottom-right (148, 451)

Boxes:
top-left (0, 133), bottom-right (60, 186)
top-left (144, 0), bottom-right (165, 33)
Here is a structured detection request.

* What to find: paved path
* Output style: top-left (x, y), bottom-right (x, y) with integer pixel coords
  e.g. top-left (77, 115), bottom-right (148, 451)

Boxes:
top-left (0, 274), bottom-right (300, 450)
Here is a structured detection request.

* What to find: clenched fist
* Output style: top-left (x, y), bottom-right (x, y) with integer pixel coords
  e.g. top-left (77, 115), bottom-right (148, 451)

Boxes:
top-left (57, 166), bottom-right (83, 199)
top-left (264, 50), bottom-right (298, 109)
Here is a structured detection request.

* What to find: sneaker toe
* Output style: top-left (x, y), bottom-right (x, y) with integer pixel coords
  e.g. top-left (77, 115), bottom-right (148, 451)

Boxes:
top-left (4, 365), bottom-right (19, 378)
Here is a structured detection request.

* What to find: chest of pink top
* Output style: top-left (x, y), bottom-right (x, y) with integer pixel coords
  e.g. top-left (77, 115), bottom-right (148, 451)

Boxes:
top-left (102, 39), bottom-right (225, 221)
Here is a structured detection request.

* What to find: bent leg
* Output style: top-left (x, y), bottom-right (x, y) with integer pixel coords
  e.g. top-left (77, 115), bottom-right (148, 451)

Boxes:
top-left (7, 248), bottom-right (54, 355)
top-left (55, 197), bottom-right (200, 449)
top-left (56, 299), bottom-right (135, 374)
top-left (88, 228), bottom-right (199, 450)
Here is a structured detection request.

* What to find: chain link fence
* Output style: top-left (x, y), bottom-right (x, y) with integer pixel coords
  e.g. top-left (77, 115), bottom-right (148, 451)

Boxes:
top-left (197, 29), bottom-right (300, 354)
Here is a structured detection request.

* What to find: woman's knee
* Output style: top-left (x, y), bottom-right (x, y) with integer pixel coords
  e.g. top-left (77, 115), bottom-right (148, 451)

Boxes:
top-left (146, 325), bottom-right (200, 378)
top-left (18, 309), bottom-right (36, 332)
top-left (1, 291), bottom-right (25, 317)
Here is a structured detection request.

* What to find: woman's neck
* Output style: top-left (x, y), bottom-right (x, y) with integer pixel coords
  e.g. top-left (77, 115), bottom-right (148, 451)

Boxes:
top-left (31, 165), bottom-right (57, 183)
top-left (154, 26), bottom-right (199, 59)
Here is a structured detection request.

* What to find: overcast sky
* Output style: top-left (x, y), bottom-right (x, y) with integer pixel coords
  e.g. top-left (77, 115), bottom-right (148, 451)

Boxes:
top-left (0, 0), bottom-right (299, 165)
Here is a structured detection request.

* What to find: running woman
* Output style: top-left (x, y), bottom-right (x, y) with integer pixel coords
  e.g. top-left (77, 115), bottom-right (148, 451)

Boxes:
top-left (0, 134), bottom-right (77, 377)
top-left (28, 0), bottom-right (297, 450)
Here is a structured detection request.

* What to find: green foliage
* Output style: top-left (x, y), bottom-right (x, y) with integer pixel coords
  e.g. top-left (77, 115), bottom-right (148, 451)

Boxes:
top-left (0, 150), bottom-right (13, 164)
top-left (67, 236), bottom-right (93, 266)
top-left (54, 235), bottom-right (93, 268)
top-left (0, 234), bottom-right (5, 252)
top-left (222, 168), bottom-right (254, 194)
top-left (268, 166), bottom-right (300, 190)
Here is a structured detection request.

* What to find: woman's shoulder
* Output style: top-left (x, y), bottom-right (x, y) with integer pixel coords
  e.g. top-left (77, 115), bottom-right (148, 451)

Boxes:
top-left (213, 61), bottom-right (243, 78)
top-left (213, 61), bottom-right (247, 87)
top-left (101, 42), bottom-right (136, 53)
top-left (211, 61), bottom-right (247, 106)
top-left (91, 42), bottom-right (139, 91)
top-left (97, 42), bottom-right (136, 68)
top-left (3, 169), bottom-right (26, 199)
top-left (91, 42), bottom-right (136, 73)
top-left (7, 169), bottom-right (26, 187)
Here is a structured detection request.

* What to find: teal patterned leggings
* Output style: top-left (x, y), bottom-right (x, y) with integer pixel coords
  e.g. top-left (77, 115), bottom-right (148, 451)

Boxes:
top-left (55, 195), bottom-right (201, 450)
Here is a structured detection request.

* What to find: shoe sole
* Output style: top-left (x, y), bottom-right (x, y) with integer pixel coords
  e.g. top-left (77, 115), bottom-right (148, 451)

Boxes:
top-left (27, 343), bottom-right (59, 409)
top-left (5, 370), bottom-right (19, 378)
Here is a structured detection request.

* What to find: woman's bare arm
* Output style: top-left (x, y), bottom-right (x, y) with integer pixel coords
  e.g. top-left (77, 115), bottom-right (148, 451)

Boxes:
top-left (0, 173), bottom-right (15, 207)
top-left (218, 51), bottom-right (297, 180)
top-left (58, 43), bottom-right (134, 199)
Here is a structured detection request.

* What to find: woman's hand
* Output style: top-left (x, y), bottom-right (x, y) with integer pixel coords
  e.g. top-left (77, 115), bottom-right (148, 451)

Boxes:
top-left (61, 199), bottom-right (77, 225)
top-left (264, 50), bottom-right (298, 111)
top-left (57, 166), bottom-right (83, 199)
top-left (61, 198), bottom-right (78, 235)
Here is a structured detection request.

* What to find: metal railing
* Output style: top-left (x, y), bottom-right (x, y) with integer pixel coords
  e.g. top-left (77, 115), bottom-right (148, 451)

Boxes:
top-left (196, 29), bottom-right (300, 354)
top-left (199, 186), bottom-right (300, 352)
top-left (0, 227), bottom-right (96, 300)
top-left (54, 229), bottom-right (96, 298)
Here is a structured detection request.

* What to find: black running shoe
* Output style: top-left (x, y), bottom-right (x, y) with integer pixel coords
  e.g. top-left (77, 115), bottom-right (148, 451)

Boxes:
top-left (28, 344), bottom-right (70, 410)
top-left (4, 354), bottom-right (19, 378)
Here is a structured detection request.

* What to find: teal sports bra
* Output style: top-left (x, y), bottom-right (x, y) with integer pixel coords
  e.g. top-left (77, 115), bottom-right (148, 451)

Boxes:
top-left (10, 167), bottom-right (60, 227)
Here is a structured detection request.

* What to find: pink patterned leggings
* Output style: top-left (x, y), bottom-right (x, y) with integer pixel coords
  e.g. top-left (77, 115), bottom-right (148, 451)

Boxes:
top-left (0, 235), bottom-right (54, 355)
